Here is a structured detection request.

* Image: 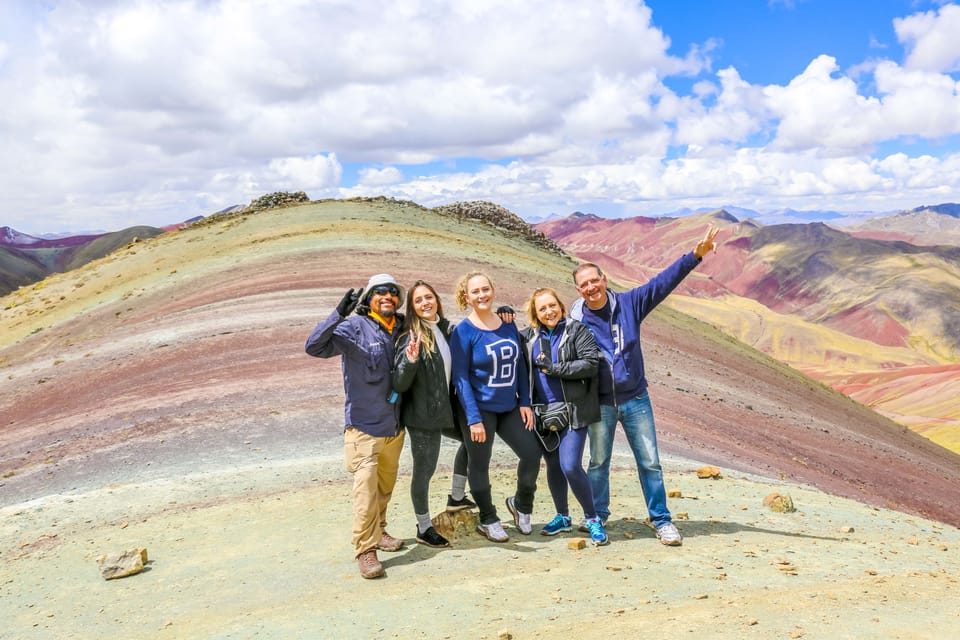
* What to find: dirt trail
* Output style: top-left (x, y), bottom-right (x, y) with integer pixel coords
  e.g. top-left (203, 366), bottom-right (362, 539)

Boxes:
top-left (2, 447), bottom-right (958, 640)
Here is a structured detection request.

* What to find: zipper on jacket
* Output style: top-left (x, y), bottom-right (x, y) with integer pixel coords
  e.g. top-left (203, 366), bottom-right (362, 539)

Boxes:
top-left (606, 313), bottom-right (618, 409)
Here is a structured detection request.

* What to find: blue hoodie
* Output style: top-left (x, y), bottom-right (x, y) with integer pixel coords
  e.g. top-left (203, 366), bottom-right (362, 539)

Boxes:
top-left (570, 252), bottom-right (700, 406)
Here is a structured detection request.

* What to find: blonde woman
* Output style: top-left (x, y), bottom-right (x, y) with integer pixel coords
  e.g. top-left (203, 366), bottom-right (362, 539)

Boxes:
top-left (521, 288), bottom-right (606, 545)
top-left (449, 272), bottom-right (540, 542)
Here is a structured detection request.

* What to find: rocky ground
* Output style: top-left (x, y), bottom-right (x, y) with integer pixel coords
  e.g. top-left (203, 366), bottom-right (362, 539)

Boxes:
top-left (2, 443), bottom-right (958, 640)
top-left (2, 200), bottom-right (959, 639)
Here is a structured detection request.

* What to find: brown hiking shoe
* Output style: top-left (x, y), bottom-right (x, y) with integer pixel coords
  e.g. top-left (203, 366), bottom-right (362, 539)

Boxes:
top-left (357, 549), bottom-right (384, 579)
top-left (377, 531), bottom-right (404, 552)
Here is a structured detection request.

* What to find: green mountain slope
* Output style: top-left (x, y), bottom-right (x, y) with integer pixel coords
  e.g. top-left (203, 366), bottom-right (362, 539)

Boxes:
top-left (2, 198), bottom-right (959, 530)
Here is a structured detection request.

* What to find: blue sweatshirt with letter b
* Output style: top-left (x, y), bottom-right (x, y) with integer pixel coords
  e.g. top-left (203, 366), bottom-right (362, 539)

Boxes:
top-left (450, 319), bottom-right (530, 426)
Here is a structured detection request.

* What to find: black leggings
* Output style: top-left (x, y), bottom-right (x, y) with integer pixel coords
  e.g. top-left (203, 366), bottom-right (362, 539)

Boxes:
top-left (462, 408), bottom-right (542, 524)
top-left (407, 425), bottom-right (468, 515)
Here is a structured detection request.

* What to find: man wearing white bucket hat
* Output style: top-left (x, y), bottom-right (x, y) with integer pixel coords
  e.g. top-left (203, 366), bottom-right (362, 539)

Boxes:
top-left (306, 273), bottom-right (407, 579)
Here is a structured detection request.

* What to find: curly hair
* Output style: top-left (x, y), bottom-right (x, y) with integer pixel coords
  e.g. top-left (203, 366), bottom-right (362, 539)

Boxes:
top-left (524, 287), bottom-right (567, 330)
top-left (454, 271), bottom-right (494, 311)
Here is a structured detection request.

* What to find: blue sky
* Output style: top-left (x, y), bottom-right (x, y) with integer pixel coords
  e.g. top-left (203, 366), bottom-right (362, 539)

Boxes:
top-left (653, 1), bottom-right (906, 85)
top-left (1, 0), bottom-right (958, 233)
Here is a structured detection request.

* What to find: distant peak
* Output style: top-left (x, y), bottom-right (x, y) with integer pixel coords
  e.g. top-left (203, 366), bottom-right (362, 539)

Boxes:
top-left (908, 203), bottom-right (960, 218)
top-left (711, 209), bottom-right (740, 223)
top-left (570, 211), bottom-right (602, 220)
top-left (0, 225), bottom-right (44, 247)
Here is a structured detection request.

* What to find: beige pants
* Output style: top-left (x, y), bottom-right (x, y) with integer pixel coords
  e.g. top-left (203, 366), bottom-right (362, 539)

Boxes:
top-left (344, 427), bottom-right (405, 556)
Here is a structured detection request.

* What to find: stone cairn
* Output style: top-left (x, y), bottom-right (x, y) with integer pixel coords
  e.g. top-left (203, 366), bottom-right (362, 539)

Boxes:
top-left (432, 200), bottom-right (567, 257)
top-left (243, 191), bottom-right (310, 213)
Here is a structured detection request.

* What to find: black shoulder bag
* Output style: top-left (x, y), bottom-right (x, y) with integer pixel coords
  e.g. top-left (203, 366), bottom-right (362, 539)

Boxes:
top-left (533, 336), bottom-right (570, 452)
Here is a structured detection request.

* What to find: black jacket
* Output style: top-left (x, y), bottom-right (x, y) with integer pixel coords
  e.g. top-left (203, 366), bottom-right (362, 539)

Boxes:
top-left (392, 317), bottom-right (456, 432)
top-left (521, 318), bottom-right (601, 428)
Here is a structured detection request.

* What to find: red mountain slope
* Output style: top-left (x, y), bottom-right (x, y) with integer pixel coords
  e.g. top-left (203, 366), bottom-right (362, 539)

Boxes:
top-left (2, 199), bottom-right (959, 528)
top-left (536, 210), bottom-right (960, 451)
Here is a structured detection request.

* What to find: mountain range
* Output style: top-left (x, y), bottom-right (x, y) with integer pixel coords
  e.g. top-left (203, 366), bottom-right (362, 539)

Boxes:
top-left (2, 197), bottom-right (959, 532)
top-left (534, 204), bottom-right (960, 453)
top-left (4, 199), bottom-right (959, 454)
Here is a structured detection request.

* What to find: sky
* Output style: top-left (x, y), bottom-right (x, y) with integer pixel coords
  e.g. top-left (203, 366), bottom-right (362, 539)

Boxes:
top-left (1, 0), bottom-right (959, 234)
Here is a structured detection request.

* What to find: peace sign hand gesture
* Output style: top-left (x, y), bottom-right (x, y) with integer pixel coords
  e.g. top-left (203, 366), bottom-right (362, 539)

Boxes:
top-left (694, 225), bottom-right (721, 260)
top-left (405, 330), bottom-right (421, 362)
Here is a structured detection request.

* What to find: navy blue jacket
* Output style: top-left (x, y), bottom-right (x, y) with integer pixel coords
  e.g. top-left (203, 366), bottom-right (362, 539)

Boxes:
top-left (570, 252), bottom-right (700, 405)
top-left (305, 309), bottom-right (402, 437)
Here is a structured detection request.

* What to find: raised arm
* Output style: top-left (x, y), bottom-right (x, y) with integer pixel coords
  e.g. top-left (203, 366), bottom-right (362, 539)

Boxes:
top-left (305, 287), bottom-right (366, 358)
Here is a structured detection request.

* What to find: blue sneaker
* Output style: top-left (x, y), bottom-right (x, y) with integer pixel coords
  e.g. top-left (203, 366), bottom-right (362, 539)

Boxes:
top-left (586, 517), bottom-right (609, 546)
top-left (541, 514), bottom-right (572, 536)
top-left (578, 516), bottom-right (608, 532)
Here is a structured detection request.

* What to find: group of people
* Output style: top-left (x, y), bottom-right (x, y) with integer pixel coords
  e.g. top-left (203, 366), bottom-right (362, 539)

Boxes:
top-left (305, 227), bottom-right (719, 579)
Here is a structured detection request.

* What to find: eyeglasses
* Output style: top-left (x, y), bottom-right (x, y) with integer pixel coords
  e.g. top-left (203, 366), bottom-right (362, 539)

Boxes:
top-left (370, 285), bottom-right (400, 297)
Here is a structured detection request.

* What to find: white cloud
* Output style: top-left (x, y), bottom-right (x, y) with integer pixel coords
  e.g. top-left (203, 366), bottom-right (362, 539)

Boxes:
top-left (895, 3), bottom-right (960, 72)
top-left (358, 166), bottom-right (403, 186)
top-left (0, 0), bottom-right (958, 233)
top-left (873, 61), bottom-right (960, 138)
top-left (268, 154), bottom-right (342, 192)
top-left (673, 67), bottom-right (770, 147)
top-left (765, 56), bottom-right (885, 153)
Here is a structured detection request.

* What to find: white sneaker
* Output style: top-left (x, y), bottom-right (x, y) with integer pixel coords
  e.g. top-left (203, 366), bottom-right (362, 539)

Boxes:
top-left (477, 521), bottom-right (509, 543)
top-left (656, 522), bottom-right (683, 546)
top-left (505, 496), bottom-right (532, 535)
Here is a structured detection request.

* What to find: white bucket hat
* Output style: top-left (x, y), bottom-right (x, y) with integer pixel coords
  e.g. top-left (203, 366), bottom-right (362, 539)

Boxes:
top-left (363, 273), bottom-right (404, 308)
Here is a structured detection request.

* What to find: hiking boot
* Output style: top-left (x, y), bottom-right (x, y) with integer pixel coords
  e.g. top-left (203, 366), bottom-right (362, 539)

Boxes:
top-left (586, 517), bottom-right (609, 546)
top-left (415, 526), bottom-right (450, 548)
top-left (541, 513), bottom-right (573, 536)
top-left (357, 549), bottom-right (384, 579)
top-left (377, 531), bottom-right (405, 552)
top-left (656, 522), bottom-right (683, 546)
top-left (446, 494), bottom-right (478, 512)
top-left (505, 496), bottom-right (532, 535)
top-left (476, 521), bottom-right (509, 543)
top-left (578, 516), bottom-right (608, 532)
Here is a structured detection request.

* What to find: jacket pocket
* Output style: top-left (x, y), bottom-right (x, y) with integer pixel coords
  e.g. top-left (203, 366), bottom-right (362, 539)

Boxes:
top-left (363, 341), bottom-right (387, 383)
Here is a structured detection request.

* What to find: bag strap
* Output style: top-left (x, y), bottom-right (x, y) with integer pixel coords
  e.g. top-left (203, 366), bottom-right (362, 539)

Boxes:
top-left (538, 335), bottom-right (551, 364)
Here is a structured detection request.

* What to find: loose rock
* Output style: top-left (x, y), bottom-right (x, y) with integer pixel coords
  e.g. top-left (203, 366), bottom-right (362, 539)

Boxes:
top-left (432, 509), bottom-right (480, 539)
top-left (697, 465), bottom-right (723, 479)
top-left (97, 547), bottom-right (148, 580)
top-left (763, 492), bottom-right (796, 513)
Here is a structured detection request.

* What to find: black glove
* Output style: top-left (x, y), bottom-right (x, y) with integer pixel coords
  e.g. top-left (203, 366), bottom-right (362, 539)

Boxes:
top-left (496, 305), bottom-right (515, 323)
top-left (535, 352), bottom-right (557, 375)
top-left (336, 287), bottom-right (364, 317)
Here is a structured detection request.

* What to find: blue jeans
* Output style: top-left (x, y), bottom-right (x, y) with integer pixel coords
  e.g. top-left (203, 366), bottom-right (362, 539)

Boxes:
top-left (587, 392), bottom-right (671, 526)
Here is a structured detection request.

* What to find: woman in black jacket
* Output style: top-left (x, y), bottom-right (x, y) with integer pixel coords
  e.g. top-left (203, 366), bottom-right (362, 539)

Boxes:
top-left (393, 280), bottom-right (473, 548)
top-left (521, 287), bottom-right (608, 545)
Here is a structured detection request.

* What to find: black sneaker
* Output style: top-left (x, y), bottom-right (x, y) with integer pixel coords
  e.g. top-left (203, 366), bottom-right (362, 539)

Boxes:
top-left (446, 494), bottom-right (477, 512)
top-left (416, 526), bottom-right (450, 548)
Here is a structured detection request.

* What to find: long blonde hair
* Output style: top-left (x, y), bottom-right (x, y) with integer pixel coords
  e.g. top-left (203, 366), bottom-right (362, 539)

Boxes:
top-left (401, 280), bottom-right (444, 353)
top-left (454, 271), bottom-right (495, 311)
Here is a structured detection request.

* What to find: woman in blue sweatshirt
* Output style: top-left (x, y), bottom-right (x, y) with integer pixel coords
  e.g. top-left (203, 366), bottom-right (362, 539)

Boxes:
top-left (450, 271), bottom-right (540, 542)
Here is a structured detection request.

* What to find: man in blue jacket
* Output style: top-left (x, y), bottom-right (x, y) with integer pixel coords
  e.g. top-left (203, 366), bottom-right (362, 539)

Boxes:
top-left (570, 226), bottom-right (719, 546)
top-left (305, 273), bottom-right (407, 579)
